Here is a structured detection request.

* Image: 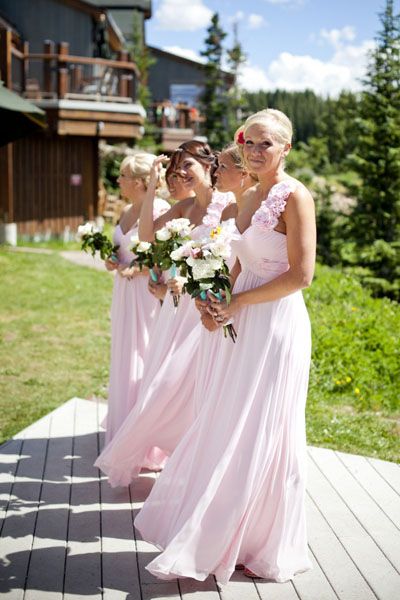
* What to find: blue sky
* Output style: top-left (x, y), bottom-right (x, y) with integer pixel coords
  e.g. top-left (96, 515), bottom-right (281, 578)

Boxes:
top-left (146, 0), bottom-right (391, 96)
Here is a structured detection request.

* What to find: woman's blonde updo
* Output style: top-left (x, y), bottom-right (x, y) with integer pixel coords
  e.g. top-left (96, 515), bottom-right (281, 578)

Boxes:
top-left (120, 152), bottom-right (157, 190)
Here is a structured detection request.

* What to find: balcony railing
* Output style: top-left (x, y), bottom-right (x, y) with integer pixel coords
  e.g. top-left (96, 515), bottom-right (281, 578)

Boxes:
top-left (148, 101), bottom-right (204, 134)
top-left (8, 40), bottom-right (139, 103)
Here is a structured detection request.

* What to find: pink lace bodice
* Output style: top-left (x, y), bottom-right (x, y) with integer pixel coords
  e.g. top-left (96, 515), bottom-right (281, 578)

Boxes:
top-left (191, 190), bottom-right (234, 240)
top-left (232, 180), bottom-right (296, 280)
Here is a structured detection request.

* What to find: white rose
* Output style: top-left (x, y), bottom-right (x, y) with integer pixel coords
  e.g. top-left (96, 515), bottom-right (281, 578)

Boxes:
top-left (77, 222), bottom-right (93, 238)
top-left (137, 241), bottom-right (152, 253)
top-left (191, 258), bottom-right (222, 281)
top-left (170, 247), bottom-right (184, 261)
top-left (155, 227), bottom-right (172, 241)
top-left (166, 218), bottom-right (191, 234)
top-left (209, 241), bottom-right (231, 259)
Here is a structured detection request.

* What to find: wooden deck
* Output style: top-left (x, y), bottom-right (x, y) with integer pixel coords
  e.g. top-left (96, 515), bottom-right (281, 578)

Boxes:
top-left (0, 397), bottom-right (399, 600)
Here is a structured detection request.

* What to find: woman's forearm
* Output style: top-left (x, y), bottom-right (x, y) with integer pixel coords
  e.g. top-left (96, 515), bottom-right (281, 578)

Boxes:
top-left (138, 183), bottom-right (158, 242)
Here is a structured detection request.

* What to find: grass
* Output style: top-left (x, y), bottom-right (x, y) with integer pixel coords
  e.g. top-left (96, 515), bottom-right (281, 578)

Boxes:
top-left (0, 248), bottom-right (399, 462)
top-left (305, 264), bottom-right (399, 461)
top-left (0, 248), bottom-right (113, 443)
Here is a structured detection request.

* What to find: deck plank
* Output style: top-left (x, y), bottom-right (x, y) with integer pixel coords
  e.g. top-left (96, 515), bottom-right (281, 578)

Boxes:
top-left (367, 456), bottom-right (400, 496)
top-left (63, 399), bottom-right (102, 600)
top-left (179, 576), bottom-right (221, 599)
top-left (307, 452), bottom-right (400, 600)
top-left (0, 408), bottom-right (51, 598)
top-left (309, 446), bottom-right (400, 572)
top-left (306, 493), bottom-right (376, 600)
top-left (219, 571), bottom-right (260, 600)
top-left (0, 439), bottom-right (24, 534)
top-left (24, 400), bottom-right (76, 600)
top-left (337, 451), bottom-right (400, 529)
top-left (1, 399), bottom-right (399, 600)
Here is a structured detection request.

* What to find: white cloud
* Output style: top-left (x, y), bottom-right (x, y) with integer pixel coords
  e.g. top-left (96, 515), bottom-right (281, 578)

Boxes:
top-left (162, 45), bottom-right (206, 64)
top-left (228, 10), bottom-right (245, 24)
top-left (155, 0), bottom-right (212, 32)
top-left (263, 0), bottom-right (305, 6)
top-left (248, 14), bottom-right (266, 29)
top-left (239, 63), bottom-right (272, 92)
top-left (239, 38), bottom-right (374, 96)
top-left (319, 26), bottom-right (356, 49)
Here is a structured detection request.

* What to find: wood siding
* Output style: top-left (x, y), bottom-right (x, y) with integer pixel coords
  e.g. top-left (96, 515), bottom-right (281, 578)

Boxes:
top-left (12, 135), bottom-right (98, 237)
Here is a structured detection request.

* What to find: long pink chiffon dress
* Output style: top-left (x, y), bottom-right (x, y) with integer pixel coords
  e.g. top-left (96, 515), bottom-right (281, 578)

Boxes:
top-left (103, 197), bottom-right (170, 445)
top-left (95, 191), bottom-right (233, 484)
top-left (134, 180), bottom-right (313, 585)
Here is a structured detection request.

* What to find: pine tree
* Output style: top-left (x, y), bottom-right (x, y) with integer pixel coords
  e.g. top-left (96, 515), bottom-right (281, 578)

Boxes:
top-left (350, 0), bottom-right (400, 245)
top-left (200, 13), bottom-right (230, 149)
top-left (342, 0), bottom-right (400, 298)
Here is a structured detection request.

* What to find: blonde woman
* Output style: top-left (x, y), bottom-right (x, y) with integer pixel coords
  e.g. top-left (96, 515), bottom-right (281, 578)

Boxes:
top-left (135, 109), bottom-right (316, 584)
top-left (103, 153), bottom-right (170, 444)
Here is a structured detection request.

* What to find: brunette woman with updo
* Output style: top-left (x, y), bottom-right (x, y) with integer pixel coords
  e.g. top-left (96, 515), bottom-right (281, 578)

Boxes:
top-left (95, 140), bottom-right (234, 484)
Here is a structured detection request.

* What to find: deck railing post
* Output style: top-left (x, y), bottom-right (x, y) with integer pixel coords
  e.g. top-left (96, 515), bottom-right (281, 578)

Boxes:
top-left (43, 40), bottom-right (54, 95)
top-left (57, 41), bottom-right (69, 98)
top-left (0, 27), bottom-right (12, 88)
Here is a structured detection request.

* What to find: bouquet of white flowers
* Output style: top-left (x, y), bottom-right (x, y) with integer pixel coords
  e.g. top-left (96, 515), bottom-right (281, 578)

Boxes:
top-left (77, 222), bottom-right (119, 261)
top-left (129, 236), bottom-right (157, 279)
top-left (177, 220), bottom-right (239, 342)
top-left (153, 218), bottom-right (194, 306)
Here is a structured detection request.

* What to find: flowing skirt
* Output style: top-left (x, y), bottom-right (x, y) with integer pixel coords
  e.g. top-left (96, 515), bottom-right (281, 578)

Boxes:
top-left (95, 291), bottom-right (202, 486)
top-left (135, 268), bottom-right (312, 584)
top-left (103, 273), bottom-right (160, 445)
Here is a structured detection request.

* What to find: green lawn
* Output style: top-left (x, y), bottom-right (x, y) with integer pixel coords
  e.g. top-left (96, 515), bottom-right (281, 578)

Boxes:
top-left (0, 248), bottom-right (113, 443)
top-left (0, 248), bottom-right (399, 461)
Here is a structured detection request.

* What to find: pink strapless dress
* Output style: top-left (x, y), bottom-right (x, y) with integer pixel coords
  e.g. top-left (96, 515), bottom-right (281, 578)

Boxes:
top-left (135, 181), bottom-right (313, 584)
top-left (95, 191), bottom-right (233, 485)
top-left (103, 198), bottom-right (170, 445)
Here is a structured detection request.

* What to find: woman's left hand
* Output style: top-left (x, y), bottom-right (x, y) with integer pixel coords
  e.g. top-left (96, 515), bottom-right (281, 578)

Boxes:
top-left (118, 265), bottom-right (141, 280)
top-left (208, 294), bottom-right (240, 325)
top-left (166, 276), bottom-right (187, 296)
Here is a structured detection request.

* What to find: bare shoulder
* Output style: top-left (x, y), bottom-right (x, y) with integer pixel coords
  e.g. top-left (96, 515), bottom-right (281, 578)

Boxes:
top-left (284, 178), bottom-right (314, 213)
top-left (288, 178), bottom-right (313, 203)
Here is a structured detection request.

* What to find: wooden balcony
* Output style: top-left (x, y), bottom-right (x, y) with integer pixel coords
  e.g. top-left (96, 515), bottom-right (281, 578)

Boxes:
top-left (0, 29), bottom-right (145, 139)
top-left (148, 101), bottom-right (206, 151)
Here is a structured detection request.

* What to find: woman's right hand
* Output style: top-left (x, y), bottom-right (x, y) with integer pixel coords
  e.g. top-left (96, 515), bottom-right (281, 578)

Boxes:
top-left (105, 257), bottom-right (119, 271)
top-left (166, 276), bottom-right (186, 296)
top-left (201, 312), bottom-right (220, 332)
top-left (149, 155), bottom-right (168, 189)
top-left (148, 279), bottom-right (167, 301)
top-left (194, 296), bottom-right (208, 314)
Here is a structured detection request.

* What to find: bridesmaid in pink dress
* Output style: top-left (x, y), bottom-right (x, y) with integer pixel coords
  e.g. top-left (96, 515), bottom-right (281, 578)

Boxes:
top-left (193, 144), bottom-right (256, 415)
top-left (95, 141), bottom-right (233, 485)
top-left (134, 109), bottom-right (316, 584)
top-left (103, 153), bottom-right (170, 444)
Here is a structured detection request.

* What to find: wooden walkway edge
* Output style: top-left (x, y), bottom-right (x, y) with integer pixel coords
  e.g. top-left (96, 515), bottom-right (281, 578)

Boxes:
top-left (0, 397), bottom-right (399, 600)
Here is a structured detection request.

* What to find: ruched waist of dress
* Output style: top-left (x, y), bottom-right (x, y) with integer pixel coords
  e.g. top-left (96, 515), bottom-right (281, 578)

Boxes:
top-left (239, 260), bottom-right (289, 282)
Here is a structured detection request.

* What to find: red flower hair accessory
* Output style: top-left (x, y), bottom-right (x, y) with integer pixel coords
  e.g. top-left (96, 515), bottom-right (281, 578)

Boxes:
top-left (237, 131), bottom-right (245, 145)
